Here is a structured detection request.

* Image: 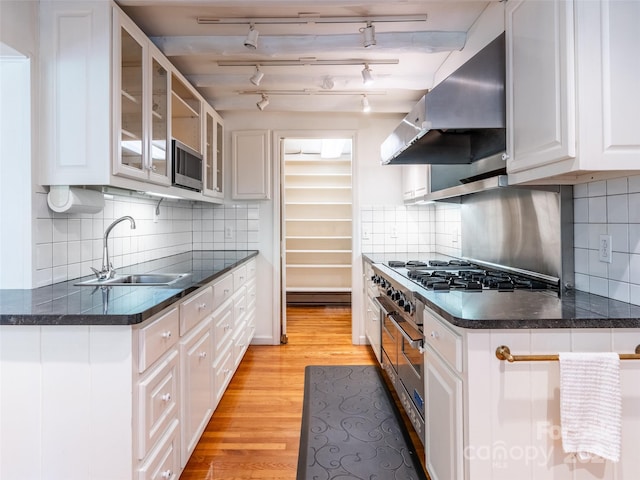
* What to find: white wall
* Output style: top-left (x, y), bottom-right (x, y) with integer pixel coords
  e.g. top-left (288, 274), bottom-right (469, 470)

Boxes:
top-left (219, 111), bottom-right (404, 344)
top-left (0, 0), bottom-right (39, 289)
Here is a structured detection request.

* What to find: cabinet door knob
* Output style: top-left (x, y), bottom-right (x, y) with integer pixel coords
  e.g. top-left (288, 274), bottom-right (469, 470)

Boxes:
top-left (199, 351), bottom-right (208, 359)
top-left (161, 393), bottom-right (171, 402)
top-left (501, 152), bottom-right (510, 161)
top-left (430, 331), bottom-right (439, 340)
top-left (161, 470), bottom-right (172, 479)
top-left (224, 289), bottom-right (230, 294)
top-left (162, 331), bottom-right (172, 339)
top-left (198, 303), bottom-right (207, 310)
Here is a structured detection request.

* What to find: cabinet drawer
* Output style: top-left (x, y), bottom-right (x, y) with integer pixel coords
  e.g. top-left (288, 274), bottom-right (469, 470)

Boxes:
top-left (213, 301), bottom-right (234, 354)
top-left (137, 420), bottom-right (180, 480)
top-left (212, 274), bottom-right (233, 308)
top-left (137, 350), bottom-right (179, 460)
top-left (424, 309), bottom-right (462, 373)
top-left (139, 308), bottom-right (180, 373)
top-left (179, 286), bottom-right (213, 335)
top-left (233, 264), bottom-right (248, 288)
top-left (232, 321), bottom-right (248, 368)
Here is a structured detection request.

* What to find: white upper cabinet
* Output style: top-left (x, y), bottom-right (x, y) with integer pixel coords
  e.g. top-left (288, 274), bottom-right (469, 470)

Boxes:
top-left (39, 1), bottom-right (223, 203)
top-left (231, 130), bottom-right (271, 200)
top-left (506, 0), bottom-right (640, 184)
top-left (402, 164), bottom-right (430, 203)
top-left (113, 12), bottom-right (171, 186)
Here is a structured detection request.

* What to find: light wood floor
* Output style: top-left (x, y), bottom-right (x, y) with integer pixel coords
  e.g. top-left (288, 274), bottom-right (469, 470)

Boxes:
top-left (180, 306), bottom-right (425, 480)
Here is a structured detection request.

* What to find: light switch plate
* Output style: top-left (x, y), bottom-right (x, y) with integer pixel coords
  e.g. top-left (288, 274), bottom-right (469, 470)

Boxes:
top-left (599, 234), bottom-right (612, 263)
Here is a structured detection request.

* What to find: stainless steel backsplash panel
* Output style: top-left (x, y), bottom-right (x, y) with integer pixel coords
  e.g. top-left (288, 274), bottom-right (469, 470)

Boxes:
top-left (461, 186), bottom-right (574, 291)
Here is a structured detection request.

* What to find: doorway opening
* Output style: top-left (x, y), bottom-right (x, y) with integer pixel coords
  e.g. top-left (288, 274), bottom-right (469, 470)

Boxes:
top-left (279, 136), bottom-right (354, 340)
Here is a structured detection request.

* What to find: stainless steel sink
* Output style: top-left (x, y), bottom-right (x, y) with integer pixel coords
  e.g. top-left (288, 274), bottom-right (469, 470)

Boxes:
top-left (75, 273), bottom-right (189, 286)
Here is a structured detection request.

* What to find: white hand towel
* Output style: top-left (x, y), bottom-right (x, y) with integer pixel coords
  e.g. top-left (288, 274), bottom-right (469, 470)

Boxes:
top-left (559, 352), bottom-right (621, 462)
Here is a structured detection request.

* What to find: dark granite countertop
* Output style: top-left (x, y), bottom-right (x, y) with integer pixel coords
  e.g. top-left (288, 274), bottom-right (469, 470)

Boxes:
top-left (0, 250), bottom-right (258, 326)
top-left (364, 253), bottom-right (640, 329)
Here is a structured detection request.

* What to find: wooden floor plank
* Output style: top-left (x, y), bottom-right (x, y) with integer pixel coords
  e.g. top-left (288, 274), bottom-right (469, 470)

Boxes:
top-left (179, 305), bottom-right (426, 479)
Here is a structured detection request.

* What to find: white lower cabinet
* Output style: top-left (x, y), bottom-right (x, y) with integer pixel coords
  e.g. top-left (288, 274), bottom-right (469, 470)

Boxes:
top-left (425, 346), bottom-right (463, 480)
top-left (179, 318), bottom-right (214, 465)
top-left (424, 309), bottom-right (464, 480)
top-left (0, 257), bottom-right (257, 480)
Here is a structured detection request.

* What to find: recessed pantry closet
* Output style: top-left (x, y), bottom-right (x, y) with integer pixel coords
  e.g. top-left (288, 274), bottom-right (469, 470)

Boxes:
top-left (282, 138), bottom-right (353, 306)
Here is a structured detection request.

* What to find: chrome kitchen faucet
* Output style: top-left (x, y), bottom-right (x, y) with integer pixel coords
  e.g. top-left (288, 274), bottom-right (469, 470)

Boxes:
top-left (91, 216), bottom-right (136, 280)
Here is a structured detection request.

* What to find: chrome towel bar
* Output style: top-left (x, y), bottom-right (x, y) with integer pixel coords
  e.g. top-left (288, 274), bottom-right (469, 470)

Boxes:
top-left (495, 345), bottom-right (640, 362)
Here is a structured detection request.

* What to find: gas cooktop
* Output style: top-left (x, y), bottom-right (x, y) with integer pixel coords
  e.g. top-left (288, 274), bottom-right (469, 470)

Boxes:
top-left (385, 259), bottom-right (558, 293)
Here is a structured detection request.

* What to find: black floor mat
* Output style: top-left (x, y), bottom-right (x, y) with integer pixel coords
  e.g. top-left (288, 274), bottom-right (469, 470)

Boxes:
top-left (297, 365), bottom-right (427, 480)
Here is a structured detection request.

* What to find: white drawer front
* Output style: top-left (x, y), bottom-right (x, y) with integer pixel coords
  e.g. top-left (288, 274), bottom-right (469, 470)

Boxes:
top-left (139, 308), bottom-right (180, 373)
top-left (212, 274), bottom-right (233, 309)
top-left (424, 309), bottom-right (462, 373)
top-left (137, 350), bottom-right (179, 460)
top-left (137, 420), bottom-right (180, 480)
top-left (179, 286), bottom-right (213, 336)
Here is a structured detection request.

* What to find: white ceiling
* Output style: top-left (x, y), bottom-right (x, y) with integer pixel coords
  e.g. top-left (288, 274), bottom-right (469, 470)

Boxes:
top-left (117, 0), bottom-right (492, 114)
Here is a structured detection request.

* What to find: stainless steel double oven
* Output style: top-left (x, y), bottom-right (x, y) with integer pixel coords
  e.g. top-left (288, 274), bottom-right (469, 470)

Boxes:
top-left (373, 271), bottom-right (426, 445)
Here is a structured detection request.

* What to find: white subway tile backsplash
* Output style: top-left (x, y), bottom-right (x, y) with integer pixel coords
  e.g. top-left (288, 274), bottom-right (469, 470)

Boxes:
top-left (588, 196), bottom-right (607, 223)
top-left (607, 194), bottom-right (629, 223)
top-left (588, 180), bottom-right (607, 197)
top-left (32, 192), bottom-right (258, 286)
top-left (628, 175), bottom-right (640, 193)
top-left (574, 176), bottom-right (640, 303)
top-left (607, 177), bottom-right (628, 195)
top-left (574, 198), bottom-right (589, 223)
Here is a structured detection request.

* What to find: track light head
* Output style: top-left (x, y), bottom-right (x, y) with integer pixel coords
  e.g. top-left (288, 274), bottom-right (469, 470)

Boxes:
top-left (361, 64), bottom-right (374, 86)
top-left (361, 94), bottom-right (371, 113)
top-left (256, 93), bottom-right (269, 111)
top-left (244, 24), bottom-right (259, 49)
top-left (360, 22), bottom-right (376, 48)
top-left (250, 65), bottom-right (264, 86)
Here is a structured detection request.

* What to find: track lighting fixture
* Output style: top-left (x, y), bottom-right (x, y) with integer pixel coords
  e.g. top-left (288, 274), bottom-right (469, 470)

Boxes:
top-left (361, 94), bottom-right (371, 113)
top-left (244, 24), bottom-right (259, 49)
top-left (250, 65), bottom-right (264, 86)
top-left (256, 93), bottom-right (270, 111)
top-left (361, 64), bottom-right (374, 86)
top-left (360, 22), bottom-right (376, 48)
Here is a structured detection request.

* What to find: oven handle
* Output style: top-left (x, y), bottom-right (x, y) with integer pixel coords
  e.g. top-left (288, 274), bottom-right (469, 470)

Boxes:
top-left (373, 296), bottom-right (393, 316)
top-left (388, 314), bottom-right (424, 351)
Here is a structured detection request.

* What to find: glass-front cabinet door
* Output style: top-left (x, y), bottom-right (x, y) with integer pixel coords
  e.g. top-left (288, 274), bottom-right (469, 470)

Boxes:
top-left (148, 47), bottom-right (171, 185)
top-left (117, 20), bottom-right (145, 179)
top-left (113, 11), bottom-right (171, 185)
top-left (203, 105), bottom-right (223, 198)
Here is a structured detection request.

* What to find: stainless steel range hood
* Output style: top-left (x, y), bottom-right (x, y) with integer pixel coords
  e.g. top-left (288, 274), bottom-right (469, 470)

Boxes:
top-left (381, 33), bottom-right (505, 165)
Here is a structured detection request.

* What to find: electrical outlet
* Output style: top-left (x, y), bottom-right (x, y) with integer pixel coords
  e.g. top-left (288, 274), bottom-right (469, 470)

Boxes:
top-left (225, 226), bottom-right (234, 240)
top-left (362, 227), bottom-right (370, 240)
top-left (599, 234), bottom-right (612, 263)
top-left (390, 225), bottom-right (398, 238)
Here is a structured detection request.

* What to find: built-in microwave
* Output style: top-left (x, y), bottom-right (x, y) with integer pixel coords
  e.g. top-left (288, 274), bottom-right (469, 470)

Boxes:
top-left (172, 139), bottom-right (203, 192)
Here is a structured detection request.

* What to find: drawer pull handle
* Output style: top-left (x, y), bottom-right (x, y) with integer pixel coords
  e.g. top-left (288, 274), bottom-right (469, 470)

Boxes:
top-left (161, 393), bottom-right (171, 402)
top-left (430, 331), bottom-right (439, 340)
top-left (162, 331), bottom-right (172, 339)
top-left (161, 470), bottom-right (172, 479)
top-left (199, 351), bottom-right (208, 359)
top-left (198, 303), bottom-right (207, 310)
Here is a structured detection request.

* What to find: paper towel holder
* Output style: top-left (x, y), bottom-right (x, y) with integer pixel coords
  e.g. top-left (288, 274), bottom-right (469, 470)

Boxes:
top-left (47, 186), bottom-right (105, 214)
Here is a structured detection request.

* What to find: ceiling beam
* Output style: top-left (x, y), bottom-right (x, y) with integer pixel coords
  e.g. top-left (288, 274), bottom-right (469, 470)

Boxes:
top-left (150, 31), bottom-right (466, 57)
